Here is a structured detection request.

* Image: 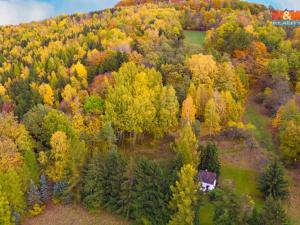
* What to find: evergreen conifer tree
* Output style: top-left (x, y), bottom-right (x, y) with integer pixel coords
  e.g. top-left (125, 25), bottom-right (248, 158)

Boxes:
top-left (82, 153), bottom-right (106, 209)
top-left (248, 208), bottom-right (263, 225)
top-left (199, 142), bottom-right (221, 176)
top-left (133, 158), bottom-right (169, 225)
top-left (27, 180), bottom-right (41, 209)
top-left (118, 157), bottom-right (137, 220)
top-left (103, 150), bottom-right (127, 212)
top-left (261, 197), bottom-right (290, 225)
top-left (40, 174), bottom-right (49, 203)
top-left (259, 160), bottom-right (289, 200)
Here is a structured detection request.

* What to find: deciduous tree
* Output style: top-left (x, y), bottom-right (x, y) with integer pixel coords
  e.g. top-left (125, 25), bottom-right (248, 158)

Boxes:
top-left (0, 187), bottom-right (12, 225)
top-left (204, 98), bottom-right (221, 136)
top-left (47, 131), bottom-right (70, 182)
top-left (186, 54), bottom-right (217, 86)
top-left (174, 123), bottom-right (198, 167)
top-left (181, 95), bottom-right (196, 123)
top-left (168, 164), bottom-right (198, 225)
top-left (38, 83), bottom-right (54, 106)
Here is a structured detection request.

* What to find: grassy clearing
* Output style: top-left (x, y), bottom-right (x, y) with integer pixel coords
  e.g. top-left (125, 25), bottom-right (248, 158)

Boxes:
top-left (199, 200), bottom-right (214, 225)
top-left (22, 203), bottom-right (129, 225)
top-left (121, 138), bottom-right (176, 167)
top-left (196, 164), bottom-right (264, 225)
top-left (220, 164), bottom-right (264, 207)
top-left (184, 30), bottom-right (206, 48)
top-left (244, 106), bottom-right (274, 151)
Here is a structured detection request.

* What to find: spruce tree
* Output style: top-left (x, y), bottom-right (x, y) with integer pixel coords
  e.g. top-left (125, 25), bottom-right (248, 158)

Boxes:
top-left (67, 138), bottom-right (87, 203)
top-left (167, 164), bottom-right (198, 225)
top-left (118, 157), bottom-right (136, 219)
top-left (199, 142), bottom-right (221, 176)
top-left (132, 158), bottom-right (169, 225)
top-left (82, 153), bottom-right (106, 209)
top-left (40, 174), bottom-right (49, 203)
top-left (27, 180), bottom-right (41, 209)
top-left (53, 181), bottom-right (71, 204)
top-left (259, 160), bottom-right (289, 200)
top-left (248, 208), bottom-right (263, 225)
top-left (213, 189), bottom-right (252, 225)
top-left (164, 155), bottom-right (184, 201)
top-left (261, 197), bottom-right (290, 225)
top-left (103, 150), bottom-right (127, 212)
top-left (0, 187), bottom-right (12, 225)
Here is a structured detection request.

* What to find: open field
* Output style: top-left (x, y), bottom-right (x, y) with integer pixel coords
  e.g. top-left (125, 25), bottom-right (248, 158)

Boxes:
top-left (220, 164), bottom-right (264, 206)
top-left (198, 200), bottom-right (214, 225)
top-left (22, 203), bottom-right (129, 225)
top-left (197, 164), bottom-right (263, 225)
top-left (184, 30), bottom-right (206, 48)
top-left (244, 105), bottom-right (274, 151)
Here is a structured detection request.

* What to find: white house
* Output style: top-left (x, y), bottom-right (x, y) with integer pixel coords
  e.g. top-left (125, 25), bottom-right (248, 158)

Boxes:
top-left (198, 170), bottom-right (217, 192)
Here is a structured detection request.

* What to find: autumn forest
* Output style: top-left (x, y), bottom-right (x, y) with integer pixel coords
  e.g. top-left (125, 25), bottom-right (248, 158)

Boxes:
top-left (0, 0), bottom-right (299, 224)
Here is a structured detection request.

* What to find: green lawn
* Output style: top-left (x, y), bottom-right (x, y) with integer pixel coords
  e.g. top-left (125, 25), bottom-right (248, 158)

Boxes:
top-left (220, 164), bottom-right (264, 207)
top-left (199, 201), bottom-right (214, 225)
top-left (197, 164), bottom-right (264, 224)
top-left (184, 30), bottom-right (206, 48)
top-left (244, 106), bottom-right (274, 151)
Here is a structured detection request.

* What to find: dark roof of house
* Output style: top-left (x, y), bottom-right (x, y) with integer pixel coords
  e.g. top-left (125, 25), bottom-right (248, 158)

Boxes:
top-left (197, 170), bottom-right (217, 185)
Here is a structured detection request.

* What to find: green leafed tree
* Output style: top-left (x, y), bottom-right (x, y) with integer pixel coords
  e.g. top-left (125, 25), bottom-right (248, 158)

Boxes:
top-left (42, 109), bottom-right (75, 147)
top-left (154, 86), bottom-right (179, 138)
top-left (0, 187), bottom-right (12, 225)
top-left (23, 104), bottom-right (51, 149)
top-left (105, 62), bottom-right (178, 143)
top-left (84, 95), bottom-right (104, 115)
top-left (279, 121), bottom-right (300, 166)
top-left (0, 169), bottom-right (26, 216)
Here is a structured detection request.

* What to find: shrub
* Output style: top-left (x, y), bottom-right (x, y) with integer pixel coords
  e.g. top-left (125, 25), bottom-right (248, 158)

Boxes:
top-left (28, 204), bottom-right (44, 216)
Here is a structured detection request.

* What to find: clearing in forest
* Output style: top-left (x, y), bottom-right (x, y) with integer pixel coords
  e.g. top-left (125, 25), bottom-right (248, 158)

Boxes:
top-left (184, 30), bottom-right (206, 48)
top-left (22, 203), bottom-right (129, 225)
